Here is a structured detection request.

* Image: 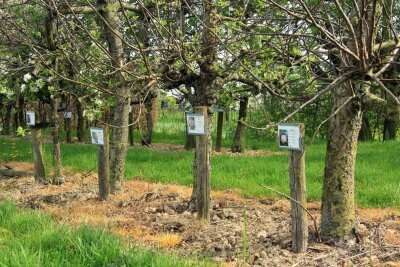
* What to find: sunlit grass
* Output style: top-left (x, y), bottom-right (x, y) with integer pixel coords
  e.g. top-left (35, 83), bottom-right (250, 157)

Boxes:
top-left (0, 201), bottom-right (213, 267)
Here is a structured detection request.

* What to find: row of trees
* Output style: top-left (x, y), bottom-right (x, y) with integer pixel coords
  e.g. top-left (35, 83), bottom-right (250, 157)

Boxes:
top-left (1, 0), bottom-right (399, 241)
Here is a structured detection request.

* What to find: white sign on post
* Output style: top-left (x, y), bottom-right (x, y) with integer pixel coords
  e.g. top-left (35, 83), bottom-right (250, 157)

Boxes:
top-left (26, 111), bottom-right (35, 126)
top-left (90, 128), bottom-right (104, 145)
top-left (278, 123), bottom-right (301, 151)
top-left (186, 113), bottom-right (205, 135)
top-left (129, 106), bottom-right (132, 113)
top-left (63, 112), bottom-right (72, 119)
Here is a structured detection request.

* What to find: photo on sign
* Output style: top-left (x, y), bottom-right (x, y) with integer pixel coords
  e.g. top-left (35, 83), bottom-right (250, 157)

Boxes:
top-left (186, 113), bottom-right (205, 135)
top-left (279, 129), bottom-right (289, 147)
top-left (26, 111), bottom-right (35, 126)
top-left (90, 128), bottom-right (104, 145)
top-left (277, 124), bottom-right (301, 151)
top-left (64, 112), bottom-right (72, 119)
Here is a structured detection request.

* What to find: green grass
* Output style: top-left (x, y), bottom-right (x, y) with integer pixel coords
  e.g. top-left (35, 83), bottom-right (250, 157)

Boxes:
top-left (0, 201), bottom-right (212, 267)
top-left (1, 136), bottom-right (399, 209)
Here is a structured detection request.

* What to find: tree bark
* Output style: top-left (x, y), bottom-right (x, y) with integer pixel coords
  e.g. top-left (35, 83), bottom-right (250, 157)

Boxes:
top-left (45, 7), bottom-right (63, 185)
top-left (383, 119), bottom-right (397, 140)
top-left (215, 111), bottom-right (223, 152)
top-left (1, 103), bottom-right (12, 135)
top-left (128, 106), bottom-right (134, 146)
top-left (358, 116), bottom-right (372, 141)
top-left (231, 96), bottom-right (249, 153)
top-left (320, 82), bottom-right (363, 240)
top-left (142, 95), bottom-right (154, 145)
top-left (49, 98), bottom-right (63, 184)
top-left (98, 0), bottom-right (130, 192)
top-left (76, 99), bottom-right (85, 142)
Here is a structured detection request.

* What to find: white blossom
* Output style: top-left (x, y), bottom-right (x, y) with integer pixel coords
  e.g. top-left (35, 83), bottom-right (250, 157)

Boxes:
top-left (95, 98), bottom-right (103, 106)
top-left (21, 84), bottom-right (26, 92)
top-left (83, 110), bottom-right (95, 121)
top-left (23, 73), bottom-right (32, 82)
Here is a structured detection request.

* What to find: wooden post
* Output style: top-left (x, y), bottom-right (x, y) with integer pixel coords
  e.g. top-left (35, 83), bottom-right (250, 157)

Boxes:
top-left (195, 106), bottom-right (210, 221)
top-left (98, 125), bottom-right (110, 200)
top-left (65, 117), bottom-right (72, 143)
top-left (215, 111), bottom-right (223, 152)
top-left (32, 128), bottom-right (46, 182)
top-left (289, 124), bottom-right (308, 253)
top-left (128, 109), bottom-right (134, 146)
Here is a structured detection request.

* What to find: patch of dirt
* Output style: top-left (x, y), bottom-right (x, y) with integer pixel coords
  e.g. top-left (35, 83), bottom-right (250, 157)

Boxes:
top-left (148, 143), bottom-right (285, 157)
top-left (1, 161), bottom-right (400, 266)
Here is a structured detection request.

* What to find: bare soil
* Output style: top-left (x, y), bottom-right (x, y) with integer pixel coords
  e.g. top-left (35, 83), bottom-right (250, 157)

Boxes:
top-left (1, 161), bottom-right (399, 267)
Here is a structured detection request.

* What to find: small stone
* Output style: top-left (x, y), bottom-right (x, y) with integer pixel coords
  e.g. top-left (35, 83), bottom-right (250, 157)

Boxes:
top-left (257, 230), bottom-right (267, 239)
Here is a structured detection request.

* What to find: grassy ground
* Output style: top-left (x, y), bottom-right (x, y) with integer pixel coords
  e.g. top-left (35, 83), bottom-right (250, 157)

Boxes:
top-left (0, 201), bottom-right (212, 267)
top-left (1, 108), bottom-right (399, 209)
top-left (1, 135), bottom-right (399, 209)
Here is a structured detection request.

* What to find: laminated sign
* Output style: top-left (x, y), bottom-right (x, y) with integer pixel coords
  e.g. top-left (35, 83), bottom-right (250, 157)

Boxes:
top-left (26, 111), bottom-right (35, 126)
top-left (90, 128), bottom-right (104, 146)
top-left (278, 123), bottom-right (301, 151)
top-left (186, 113), bottom-right (205, 135)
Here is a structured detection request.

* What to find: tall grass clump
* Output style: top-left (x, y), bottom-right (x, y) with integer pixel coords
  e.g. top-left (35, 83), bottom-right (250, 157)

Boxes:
top-left (0, 201), bottom-right (213, 267)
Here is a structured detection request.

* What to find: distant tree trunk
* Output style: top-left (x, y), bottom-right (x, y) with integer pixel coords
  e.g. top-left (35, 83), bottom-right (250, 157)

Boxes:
top-left (320, 82), bottom-right (363, 240)
top-left (13, 112), bottom-right (18, 132)
top-left (383, 119), bottom-right (397, 140)
top-left (1, 103), bottom-right (12, 135)
top-left (128, 106), bottom-right (134, 146)
top-left (76, 99), bottom-right (85, 142)
top-left (215, 111), bottom-right (223, 152)
top-left (142, 96), bottom-right (154, 146)
top-left (231, 96), bottom-right (248, 153)
top-left (358, 116), bottom-right (372, 141)
top-left (18, 96), bottom-right (25, 127)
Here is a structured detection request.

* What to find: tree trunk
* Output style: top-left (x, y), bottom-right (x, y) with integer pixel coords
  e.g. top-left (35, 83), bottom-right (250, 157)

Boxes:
top-left (142, 96), bottom-right (154, 145)
top-left (320, 82), bottom-right (363, 240)
top-left (18, 96), bottom-right (25, 127)
top-left (231, 96), bottom-right (249, 153)
top-left (358, 116), bottom-right (372, 141)
top-left (383, 119), bottom-right (397, 140)
top-left (215, 111), bottom-right (223, 152)
top-left (49, 98), bottom-right (63, 184)
top-left (128, 106), bottom-right (134, 146)
top-left (76, 99), bottom-right (85, 142)
top-left (32, 128), bottom-right (46, 182)
top-left (98, 0), bottom-right (130, 192)
top-left (2, 103), bottom-right (12, 135)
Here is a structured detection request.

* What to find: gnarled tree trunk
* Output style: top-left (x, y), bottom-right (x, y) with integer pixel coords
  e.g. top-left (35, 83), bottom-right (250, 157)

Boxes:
top-left (320, 82), bottom-right (363, 240)
top-left (98, 0), bottom-right (130, 192)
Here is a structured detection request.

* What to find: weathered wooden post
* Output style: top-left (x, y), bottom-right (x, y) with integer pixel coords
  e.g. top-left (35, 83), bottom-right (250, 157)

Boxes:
top-left (32, 128), bottom-right (46, 182)
top-left (195, 106), bottom-right (210, 221)
top-left (27, 111), bottom-right (45, 182)
top-left (215, 109), bottom-right (224, 152)
top-left (278, 123), bottom-right (308, 253)
top-left (186, 107), bottom-right (210, 221)
top-left (91, 127), bottom-right (110, 200)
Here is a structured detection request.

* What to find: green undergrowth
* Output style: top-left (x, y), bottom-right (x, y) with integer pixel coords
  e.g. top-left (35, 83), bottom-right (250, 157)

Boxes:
top-left (0, 137), bottom-right (399, 209)
top-left (0, 201), bottom-right (213, 267)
